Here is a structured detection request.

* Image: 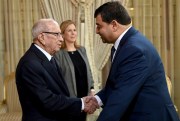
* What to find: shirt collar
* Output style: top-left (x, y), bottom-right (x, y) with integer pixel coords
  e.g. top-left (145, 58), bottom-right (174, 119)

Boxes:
top-left (114, 26), bottom-right (132, 50)
top-left (34, 44), bottom-right (52, 61)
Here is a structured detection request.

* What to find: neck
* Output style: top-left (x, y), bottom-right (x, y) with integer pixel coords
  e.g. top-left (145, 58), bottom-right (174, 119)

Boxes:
top-left (66, 42), bottom-right (76, 51)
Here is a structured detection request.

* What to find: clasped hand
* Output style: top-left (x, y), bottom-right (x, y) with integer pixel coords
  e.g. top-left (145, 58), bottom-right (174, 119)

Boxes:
top-left (83, 96), bottom-right (99, 114)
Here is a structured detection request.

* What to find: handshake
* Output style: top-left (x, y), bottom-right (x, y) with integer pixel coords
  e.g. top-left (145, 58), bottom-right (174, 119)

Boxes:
top-left (83, 96), bottom-right (99, 114)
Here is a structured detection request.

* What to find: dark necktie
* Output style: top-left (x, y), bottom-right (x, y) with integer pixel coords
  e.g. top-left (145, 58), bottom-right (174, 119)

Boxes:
top-left (50, 57), bottom-right (58, 70)
top-left (111, 46), bottom-right (116, 61)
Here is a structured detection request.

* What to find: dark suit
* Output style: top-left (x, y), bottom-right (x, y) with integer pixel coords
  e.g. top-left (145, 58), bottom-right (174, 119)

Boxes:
top-left (16, 44), bottom-right (82, 121)
top-left (97, 27), bottom-right (179, 121)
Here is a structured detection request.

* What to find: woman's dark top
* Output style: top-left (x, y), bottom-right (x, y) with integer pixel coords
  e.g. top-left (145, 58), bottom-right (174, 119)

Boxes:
top-left (68, 50), bottom-right (88, 98)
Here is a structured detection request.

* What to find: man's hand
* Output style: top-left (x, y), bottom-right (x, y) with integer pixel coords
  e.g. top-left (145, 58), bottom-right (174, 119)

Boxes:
top-left (83, 96), bottom-right (99, 114)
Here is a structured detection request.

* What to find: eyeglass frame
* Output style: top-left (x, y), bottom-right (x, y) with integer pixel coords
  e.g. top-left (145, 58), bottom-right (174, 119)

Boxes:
top-left (42, 32), bottom-right (63, 38)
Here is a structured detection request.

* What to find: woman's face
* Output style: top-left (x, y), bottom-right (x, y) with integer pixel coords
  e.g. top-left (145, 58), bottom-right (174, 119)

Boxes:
top-left (63, 24), bottom-right (77, 44)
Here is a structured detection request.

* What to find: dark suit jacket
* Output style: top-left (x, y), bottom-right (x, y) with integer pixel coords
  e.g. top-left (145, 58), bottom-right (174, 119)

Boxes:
top-left (97, 27), bottom-right (180, 121)
top-left (16, 44), bottom-right (82, 121)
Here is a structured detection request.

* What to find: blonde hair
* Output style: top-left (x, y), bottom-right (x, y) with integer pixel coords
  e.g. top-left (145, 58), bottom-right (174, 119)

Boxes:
top-left (60, 20), bottom-right (80, 49)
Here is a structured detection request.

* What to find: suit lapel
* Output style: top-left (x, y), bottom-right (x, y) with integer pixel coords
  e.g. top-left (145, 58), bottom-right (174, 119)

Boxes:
top-left (30, 44), bottom-right (69, 95)
top-left (42, 60), bottom-right (69, 95)
top-left (110, 27), bottom-right (138, 75)
top-left (112, 27), bottom-right (138, 63)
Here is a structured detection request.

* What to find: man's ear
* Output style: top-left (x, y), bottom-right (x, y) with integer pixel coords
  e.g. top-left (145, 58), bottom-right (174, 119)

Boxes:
top-left (38, 33), bottom-right (45, 45)
top-left (111, 20), bottom-right (119, 32)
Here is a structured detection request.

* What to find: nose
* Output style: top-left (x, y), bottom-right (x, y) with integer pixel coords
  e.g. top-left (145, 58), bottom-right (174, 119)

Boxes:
top-left (58, 35), bottom-right (64, 42)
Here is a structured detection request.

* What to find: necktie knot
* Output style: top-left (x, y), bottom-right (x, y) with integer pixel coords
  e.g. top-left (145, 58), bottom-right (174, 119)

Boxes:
top-left (111, 46), bottom-right (116, 61)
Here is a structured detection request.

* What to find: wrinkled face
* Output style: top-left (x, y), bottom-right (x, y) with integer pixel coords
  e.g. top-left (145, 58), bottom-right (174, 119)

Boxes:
top-left (63, 24), bottom-right (77, 44)
top-left (95, 14), bottom-right (114, 43)
top-left (41, 22), bottom-right (63, 55)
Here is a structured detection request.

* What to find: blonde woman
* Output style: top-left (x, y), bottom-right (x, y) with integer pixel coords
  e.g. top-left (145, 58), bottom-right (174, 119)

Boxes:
top-left (55, 20), bottom-right (94, 121)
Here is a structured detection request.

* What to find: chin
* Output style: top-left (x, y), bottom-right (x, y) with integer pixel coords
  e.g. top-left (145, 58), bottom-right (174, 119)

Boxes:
top-left (102, 39), bottom-right (107, 43)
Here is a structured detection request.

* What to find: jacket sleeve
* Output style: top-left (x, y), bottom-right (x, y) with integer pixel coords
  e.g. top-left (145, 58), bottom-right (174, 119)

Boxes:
top-left (20, 60), bottom-right (82, 115)
top-left (97, 45), bottom-right (149, 121)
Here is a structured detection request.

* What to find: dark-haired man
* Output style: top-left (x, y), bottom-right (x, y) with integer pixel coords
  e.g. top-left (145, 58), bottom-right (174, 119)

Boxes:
top-left (93, 1), bottom-right (179, 121)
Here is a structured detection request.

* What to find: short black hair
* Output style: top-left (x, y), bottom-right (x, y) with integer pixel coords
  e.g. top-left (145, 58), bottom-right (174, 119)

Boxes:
top-left (94, 1), bottom-right (131, 25)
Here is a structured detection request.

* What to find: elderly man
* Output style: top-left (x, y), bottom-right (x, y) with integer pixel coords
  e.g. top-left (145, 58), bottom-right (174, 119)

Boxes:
top-left (16, 18), bottom-right (98, 121)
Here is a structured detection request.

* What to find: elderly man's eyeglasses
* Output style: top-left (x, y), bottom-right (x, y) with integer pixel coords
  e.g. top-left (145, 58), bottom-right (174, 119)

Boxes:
top-left (42, 32), bottom-right (62, 38)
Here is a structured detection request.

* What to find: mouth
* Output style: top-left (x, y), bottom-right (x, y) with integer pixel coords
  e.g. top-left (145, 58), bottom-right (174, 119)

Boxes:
top-left (99, 36), bottom-right (106, 43)
top-left (100, 36), bottom-right (104, 40)
top-left (99, 34), bottom-right (103, 38)
top-left (71, 37), bottom-right (76, 39)
top-left (58, 43), bottom-right (62, 48)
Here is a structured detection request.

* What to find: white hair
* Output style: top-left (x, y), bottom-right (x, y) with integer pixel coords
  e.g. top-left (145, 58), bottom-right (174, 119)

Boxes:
top-left (31, 18), bottom-right (59, 39)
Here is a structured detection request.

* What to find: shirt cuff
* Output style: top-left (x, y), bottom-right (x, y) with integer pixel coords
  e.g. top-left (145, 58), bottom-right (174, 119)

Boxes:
top-left (94, 95), bottom-right (103, 106)
top-left (81, 98), bottom-right (84, 110)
